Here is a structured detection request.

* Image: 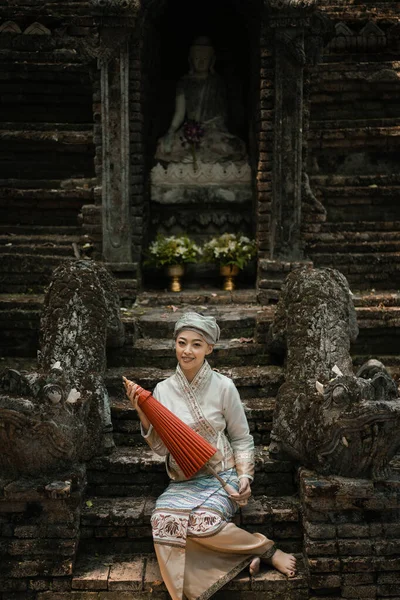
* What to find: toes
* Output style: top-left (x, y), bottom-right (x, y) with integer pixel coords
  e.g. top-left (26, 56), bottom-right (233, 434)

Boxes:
top-left (249, 558), bottom-right (260, 577)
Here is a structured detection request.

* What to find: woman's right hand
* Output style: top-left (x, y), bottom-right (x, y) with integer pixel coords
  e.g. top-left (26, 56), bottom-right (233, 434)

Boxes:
top-left (123, 377), bottom-right (140, 411)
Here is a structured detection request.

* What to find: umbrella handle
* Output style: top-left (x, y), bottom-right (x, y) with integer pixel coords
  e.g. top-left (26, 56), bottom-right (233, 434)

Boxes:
top-left (207, 465), bottom-right (243, 506)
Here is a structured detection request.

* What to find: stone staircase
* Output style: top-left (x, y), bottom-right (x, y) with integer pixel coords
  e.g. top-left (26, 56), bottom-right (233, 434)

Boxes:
top-left (67, 294), bottom-right (307, 598)
top-left (1, 291), bottom-right (400, 599)
top-left (0, 34), bottom-right (96, 295)
top-left (27, 290), bottom-right (394, 599)
top-left (305, 175), bottom-right (400, 291)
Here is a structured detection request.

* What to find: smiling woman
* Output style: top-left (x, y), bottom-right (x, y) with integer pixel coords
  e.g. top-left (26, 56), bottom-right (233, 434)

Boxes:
top-left (125, 312), bottom-right (296, 600)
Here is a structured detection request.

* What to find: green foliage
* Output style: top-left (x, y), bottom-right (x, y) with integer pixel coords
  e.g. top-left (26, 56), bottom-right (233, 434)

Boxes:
top-left (202, 233), bottom-right (257, 269)
top-left (146, 235), bottom-right (202, 268)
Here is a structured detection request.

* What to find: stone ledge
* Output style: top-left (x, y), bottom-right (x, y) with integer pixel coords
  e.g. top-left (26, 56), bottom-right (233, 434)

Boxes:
top-left (80, 494), bottom-right (300, 529)
top-left (87, 446), bottom-right (293, 476)
top-left (66, 552), bottom-right (307, 599)
top-left (105, 364), bottom-right (284, 399)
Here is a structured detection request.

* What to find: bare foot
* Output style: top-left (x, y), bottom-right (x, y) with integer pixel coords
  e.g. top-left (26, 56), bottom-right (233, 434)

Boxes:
top-left (249, 557), bottom-right (260, 576)
top-left (264, 549), bottom-right (297, 577)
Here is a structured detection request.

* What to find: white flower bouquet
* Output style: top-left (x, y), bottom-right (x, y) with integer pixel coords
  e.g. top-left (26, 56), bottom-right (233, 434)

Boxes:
top-left (202, 233), bottom-right (256, 270)
top-left (147, 235), bottom-right (202, 268)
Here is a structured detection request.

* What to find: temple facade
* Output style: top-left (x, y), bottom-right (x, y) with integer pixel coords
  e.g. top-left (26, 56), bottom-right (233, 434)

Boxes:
top-left (0, 0), bottom-right (399, 297)
top-left (1, 3), bottom-right (400, 599)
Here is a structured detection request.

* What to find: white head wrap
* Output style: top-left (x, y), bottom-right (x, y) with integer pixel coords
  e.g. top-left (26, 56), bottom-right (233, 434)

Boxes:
top-left (174, 312), bottom-right (220, 345)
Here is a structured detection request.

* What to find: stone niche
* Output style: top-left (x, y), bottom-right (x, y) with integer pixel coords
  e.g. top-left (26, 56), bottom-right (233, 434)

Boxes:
top-left (142, 0), bottom-right (258, 246)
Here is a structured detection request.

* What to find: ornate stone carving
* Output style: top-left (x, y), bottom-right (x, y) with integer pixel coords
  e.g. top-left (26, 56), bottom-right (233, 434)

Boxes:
top-left (151, 162), bottom-right (251, 186)
top-left (276, 29), bottom-right (306, 65)
top-left (0, 21), bottom-right (22, 34)
top-left (305, 12), bottom-right (335, 64)
top-left (151, 161), bottom-right (252, 205)
top-left (327, 20), bottom-right (388, 53)
top-left (0, 261), bottom-right (124, 475)
top-left (152, 210), bottom-right (251, 234)
top-left (77, 32), bottom-right (126, 63)
top-left (23, 22), bottom-right (51, 35)
top-left (268, 267), bottom-right (400, 479)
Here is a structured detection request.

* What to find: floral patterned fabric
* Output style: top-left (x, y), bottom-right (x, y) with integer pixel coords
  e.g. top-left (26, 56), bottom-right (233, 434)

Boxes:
top-left (151, 468), bottom-right (239, 548)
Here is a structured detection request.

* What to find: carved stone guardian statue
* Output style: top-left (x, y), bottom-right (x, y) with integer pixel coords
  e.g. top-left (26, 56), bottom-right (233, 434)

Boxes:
top-left (268, 267), bottom-right (400, 480)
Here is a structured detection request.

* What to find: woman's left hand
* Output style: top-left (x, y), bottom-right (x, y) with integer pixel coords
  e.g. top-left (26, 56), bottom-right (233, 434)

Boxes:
top-left (229, 477), bottom-right (252, 507)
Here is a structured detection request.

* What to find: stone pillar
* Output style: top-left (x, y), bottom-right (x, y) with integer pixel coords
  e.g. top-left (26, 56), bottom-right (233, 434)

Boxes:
top-left (90, 0), bottom-right (140, 283)
top-left (258, 1), bottom-right (332, 302)
top-left (270, 23), bottom-right (305, 260)
top-left (100, 40), bottom-right (132, 264)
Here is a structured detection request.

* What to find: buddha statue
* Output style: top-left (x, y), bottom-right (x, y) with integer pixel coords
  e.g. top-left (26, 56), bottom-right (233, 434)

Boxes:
top-left (155, 36), bottom-right (248, 165)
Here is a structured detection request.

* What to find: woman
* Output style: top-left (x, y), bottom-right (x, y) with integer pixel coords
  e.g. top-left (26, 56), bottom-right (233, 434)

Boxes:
top-left (126, 312), bottom-right (296, 600)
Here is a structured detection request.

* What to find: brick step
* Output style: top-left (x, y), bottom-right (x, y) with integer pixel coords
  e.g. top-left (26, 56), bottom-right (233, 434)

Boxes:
top-left (353, 291), bottom-right (400, 307)
top-left (69, 551), bottom-right (307, 600)
top-left (136, 289), bottom-right (259, 306)
top-left (129, 305), bottom-right (262, 340)
top-left (0, 233), bottom-right (80, 245)
top-left (304, 231), bottom-right (400, 243)
top-left (311, 253), bottom-right (400, 283)
top-left (314, 186), bottom-right (400, 203)
top-left (0, 34), bottom-right (82, 53)
top-left (307, 240), bottom-right (400, 253)
top-left (0, 186), bottom-right (93, 204)
top-left (86, 446), bottom-right (296, 498)
top-left (0, 224), bottom-right (81, 236)
top-left (306, 221), bottom-right (400, 233)
top-left (79, 494), bottom-right (302, 554)
top-left (0, 244), bottom-right (79, 257)
top-left (0, 122), bottom-right (94, 133)
top-left (110, 338), bottom-right (274, 369)
top-left (308, 126), bottom-right (400, 149)
top-left (0, 129), bottom-right (93, 145)
top-left (0, 62), bottom-right (89, 74)
top-left (310, 174), bottom-right (400, 187)
top-left (0, 187), bottom-right (92, 226)
top-left (111, 396), bottom-right (275, 448)
top-left (310, 118), bottom-right (400, 131)
top-left (0, 254), bottom-right (75, 294)
top-left (2, 293), bottom-right (400, 357)
top-left (0, 253), bottom-right (75, 272)
top-left (0, 48), bottom-right (83, 65)
top-left (104, 365), bottom-right (284, 400)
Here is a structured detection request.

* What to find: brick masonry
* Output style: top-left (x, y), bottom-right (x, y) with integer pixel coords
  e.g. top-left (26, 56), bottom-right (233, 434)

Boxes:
top-left (301, 465), bottom-right (400, 598)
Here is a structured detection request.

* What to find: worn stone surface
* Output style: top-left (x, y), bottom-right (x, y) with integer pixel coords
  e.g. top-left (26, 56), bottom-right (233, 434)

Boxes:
top-left (268, 267), bottom-right (400, 479)
top-left (301, 466), bottom-right (400, 596)
top-left (0, 260), bottom-right (124, 475)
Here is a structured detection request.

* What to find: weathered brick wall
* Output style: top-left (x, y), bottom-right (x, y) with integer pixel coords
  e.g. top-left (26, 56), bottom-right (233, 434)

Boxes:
top-left (81, 67), bottom-right (103, 262)
top-left (256, 25), bottom-right (274, 261)
top-left (301, 467), bottom-right (400, 599)
top-left (0, 473), bottom-right (85, 597)
top-left (0, 3), bottom-right (97, 293)
top-left (0, 9), bottom-right (96, 225)
top-left (304, 1), bottom-right (400, 289)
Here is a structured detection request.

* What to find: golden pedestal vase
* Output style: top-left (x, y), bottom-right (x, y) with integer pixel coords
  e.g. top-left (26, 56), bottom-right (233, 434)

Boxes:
top-left (166, 264), bottom-right (185, 292)
top-left (220, 265), bottom-right (240, 291)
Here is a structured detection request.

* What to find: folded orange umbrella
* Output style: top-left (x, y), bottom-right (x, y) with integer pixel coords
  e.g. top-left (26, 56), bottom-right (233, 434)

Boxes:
top-left (123, 377), bottom-right (240, 500)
